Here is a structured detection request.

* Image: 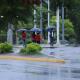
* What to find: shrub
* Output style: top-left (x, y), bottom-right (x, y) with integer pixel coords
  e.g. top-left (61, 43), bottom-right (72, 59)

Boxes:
top-left (20, 48), bottom-right (28, 55)
top-left (20, 43), bottom-right (42, 55)
top-left (26, 39), bottom-right (32, 44)
top-left (0, 42), bottom-right (13, 53)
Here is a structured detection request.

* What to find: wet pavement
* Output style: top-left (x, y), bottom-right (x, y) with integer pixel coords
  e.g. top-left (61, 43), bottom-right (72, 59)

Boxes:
top-left (0, 45), bottom-right (80, 80)
top-left (0, 59), bottom-right (80, 80)
top-left (41, 46), bottom-right (80, 60)
top-left (0, 60), bottom-right (59, 80)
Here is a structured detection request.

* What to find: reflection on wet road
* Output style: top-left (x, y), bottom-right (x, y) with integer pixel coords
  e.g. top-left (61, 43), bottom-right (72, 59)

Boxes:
top-left (0, 60), bottom-right (80, 80)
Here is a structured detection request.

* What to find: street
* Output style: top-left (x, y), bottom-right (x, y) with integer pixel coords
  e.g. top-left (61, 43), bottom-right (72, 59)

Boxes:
top-left (41, 46), bottom-right (80, 60)
top-left (0, 59), bottom-right (80, 80)
top-left (0, 45), bottom-right (80, 80)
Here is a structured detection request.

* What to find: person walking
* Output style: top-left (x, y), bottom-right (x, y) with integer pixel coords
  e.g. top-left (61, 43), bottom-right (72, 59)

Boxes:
top-left (49, 31), bottom-right (54, 47)
top-left (35, 33), bottom-right (41, 44)
top-left (22, 31), bottom-right (26, 47)
top-left (31, 32), bottom-right (36, 43)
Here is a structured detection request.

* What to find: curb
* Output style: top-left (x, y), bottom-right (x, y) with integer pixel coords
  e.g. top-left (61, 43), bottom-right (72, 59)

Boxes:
top-left (0, 55), bottom-right (65, 63)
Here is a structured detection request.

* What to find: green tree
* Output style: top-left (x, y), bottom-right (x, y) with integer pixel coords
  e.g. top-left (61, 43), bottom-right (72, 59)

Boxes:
top-left (50, 16), bottom-right (75, 41)
top-left (0, 0), bottom-right (41, 31)
top-left (50, 0), bottom-right (80, 43)
top-left (67, 1), bottom-right (80, 43)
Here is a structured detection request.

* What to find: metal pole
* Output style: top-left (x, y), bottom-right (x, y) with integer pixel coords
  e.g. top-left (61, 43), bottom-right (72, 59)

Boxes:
top-left (34, 4), bottom-right (37, 28)
top-left (62, 3), bottom-right (65, 43)
top-left (48, 0), bottom-right (50, 43)
top-left (40, 0), bottom-right (43, 36)
top-left (56, 6), bottom-right (60, 46)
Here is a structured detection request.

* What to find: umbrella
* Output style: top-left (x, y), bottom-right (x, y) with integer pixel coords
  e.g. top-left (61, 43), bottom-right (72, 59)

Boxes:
top-left (17, 29), bottom-right (28, 32)
top-left (46, 27), bottom-right (55, 32)
top-left (30, 27), bottom-right (42, 32)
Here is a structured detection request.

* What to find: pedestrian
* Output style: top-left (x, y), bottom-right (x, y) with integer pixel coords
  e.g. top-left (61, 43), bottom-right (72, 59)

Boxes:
top-left (35, 32), bottom-right (41, 44)
top-left (49, 31), bottom-right (54, 47)
top-left (22, 31), bottom-right (26, 47)
top-left (31, 32), bottom-right (36, 43)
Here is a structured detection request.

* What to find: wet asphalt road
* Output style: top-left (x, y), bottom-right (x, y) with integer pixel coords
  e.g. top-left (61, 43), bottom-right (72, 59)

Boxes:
top-left (41, 46), bottom-right (80, 60)
top-left (0, 46), bottom-right (80, 80)
top-left (0, 59), bottom-right (80, 80)
top-left (0, 60), bottom-right (48, 80)
top-left (0, 60), bottom-right (59, 80)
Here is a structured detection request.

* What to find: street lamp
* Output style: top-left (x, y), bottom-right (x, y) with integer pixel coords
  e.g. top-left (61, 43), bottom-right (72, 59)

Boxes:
top-left (1, 16), bottom-right (4, 18)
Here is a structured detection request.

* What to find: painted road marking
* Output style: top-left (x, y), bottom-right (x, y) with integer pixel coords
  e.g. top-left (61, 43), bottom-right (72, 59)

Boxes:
top-left (0, 56), bottom-right (65, 63)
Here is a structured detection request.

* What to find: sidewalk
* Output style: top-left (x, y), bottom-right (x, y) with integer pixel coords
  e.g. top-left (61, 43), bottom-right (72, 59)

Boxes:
top-left (1, 44), bottom-right (80, 63)
top-left (41, 44), bottom-right (67, 48)
top-left (0, 44), bottom-right (65, 63)
top-left (13, 43), bottom-right (67, 48)
top-left (13, 44), bottom-right (76, 59)
top-left (41, 44), bottom-right (80, 61)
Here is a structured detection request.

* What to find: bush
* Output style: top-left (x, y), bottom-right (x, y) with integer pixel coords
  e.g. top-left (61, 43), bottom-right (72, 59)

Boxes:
top-left (20, 48), bottom-right (27, 55)
top-left (20, 43), bottom-right (42, 55)
top-left (26, 39), bottom-right (32, 44)
top-left (0, 42), bottom-right (13, 53)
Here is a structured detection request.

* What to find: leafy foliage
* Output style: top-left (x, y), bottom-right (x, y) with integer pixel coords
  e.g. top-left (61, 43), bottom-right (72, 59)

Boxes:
top-left (50, 16), bottom-right (75, 41)
top-left (0, 0), bottom-right (80, 43)
top-left (0, 0), bottom-right (34, 32)
top-left (0, 42), bottom-right (13, 53)
top-left (20, 43), bottom-right (42, 55)
top-left (50, 0), bottom-right (80, 43)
